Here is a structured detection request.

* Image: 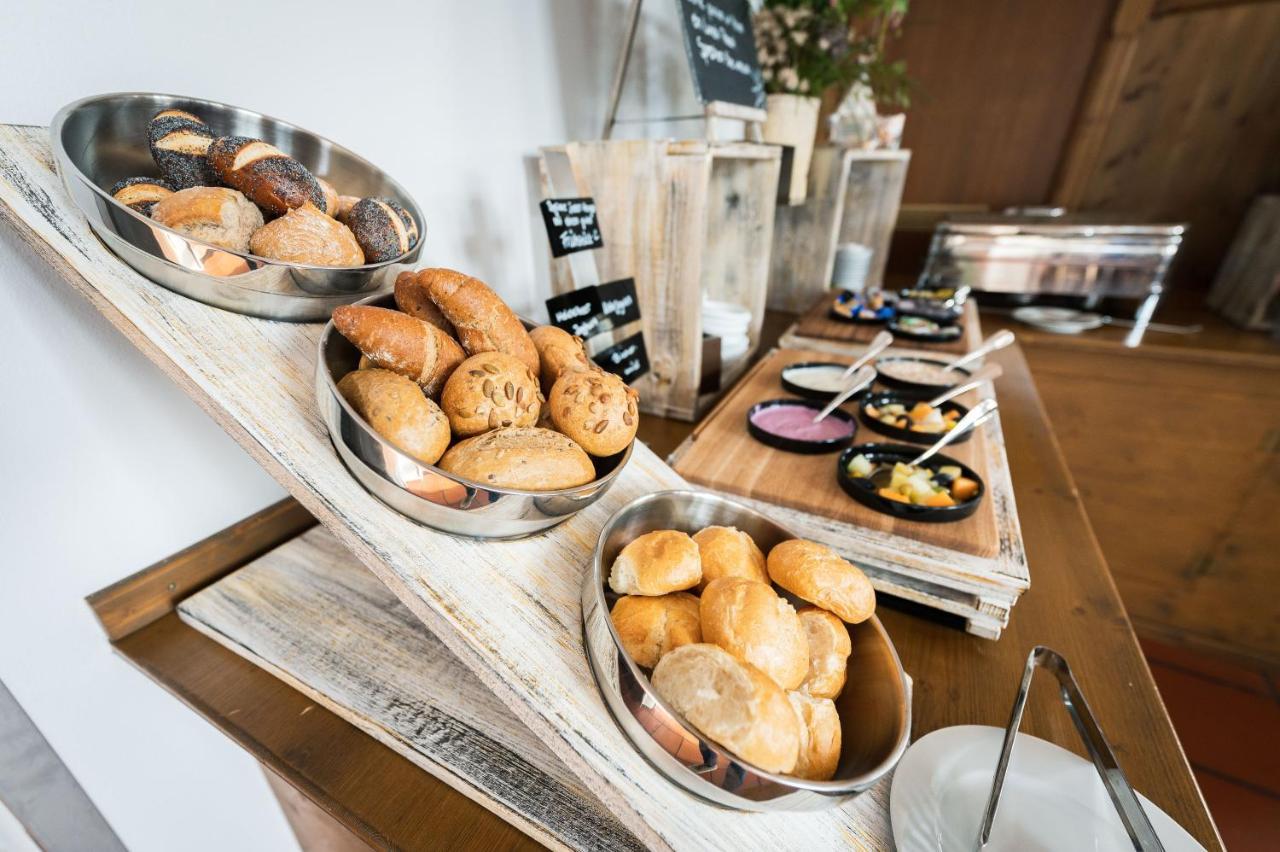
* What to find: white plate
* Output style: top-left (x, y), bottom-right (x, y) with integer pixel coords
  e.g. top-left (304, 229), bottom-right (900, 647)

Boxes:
top-left (890, 726), bottom-right (1205, 852)
top-left (1012, 306), bottom-right (1104, 335)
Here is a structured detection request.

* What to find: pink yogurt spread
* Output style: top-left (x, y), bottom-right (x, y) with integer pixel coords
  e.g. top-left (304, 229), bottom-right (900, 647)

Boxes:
top-left (751, 404), bottom-right (854, 443)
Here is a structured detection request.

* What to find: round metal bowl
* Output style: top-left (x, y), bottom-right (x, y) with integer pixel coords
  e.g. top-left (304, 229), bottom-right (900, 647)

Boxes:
top-left (316, 293), bottom-right (634, 539)
top-left (581, 489), bottom-right (911, 811)
top-left (50, 92), bottom-right (424, 322)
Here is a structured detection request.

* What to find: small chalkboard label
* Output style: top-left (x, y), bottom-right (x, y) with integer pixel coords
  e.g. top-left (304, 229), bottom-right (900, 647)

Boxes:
top-left (675, 0), bottom-right (766, 110)
top-left (539, 197), bottom-right (603, 258)
top-left (593, 332), bottom-right (650, 383)
top-left (545, 287), bottom-right (604, 339)
top-left (596, 277), bottom-right (641, 329)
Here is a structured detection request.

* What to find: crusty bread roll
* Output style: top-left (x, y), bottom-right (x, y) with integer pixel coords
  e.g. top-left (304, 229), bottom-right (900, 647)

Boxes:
top-left (547, 369), bottom-right (639, 457)
top-left (415, 268), bottom-right (539, 373)
top-left (692, 526), bottom-right (768, 593)
top-left (347, 198), bottom-right (417, 263)
top-left (766, 540), bottom-right (876, 624)
top-left (608, 530), bottom-right (701, 596)
top-left (335, 195), bottom-right (361, 224)
top-left (315, 177), bottom-right (340, 218)
top-left (147, 109), bottom-right (216, 189)
top-left (437, 426), bottom-right (595, 490)
top-left (331, 305), bottom-right (466, 398)
top-left (796, 606), bottom-right (851, 699)
top-left (337, 369), bottom-right (450, 465)
top-left (610, 592), bottom-right (701, 668)
top-left (109, 176), bottom-right (174, 216)
top-left (699, 577), bottom-right (809, 691)
top-left (651, 643), bottom-right (800, 774)
top-left (207, 136), bottom-right (325, 217)
top-left (394, 270), bottom-right (456, 335)
top-left (787, 692), bottom-right (842, 781)
top-left (248, 202), bottom-right (365, 267)
top-left (150, 187), bottom-right (263, 252)
top-left (528, 326), bottom-right (592, 394)
top-left (440, 351), bottom-right (542, 437)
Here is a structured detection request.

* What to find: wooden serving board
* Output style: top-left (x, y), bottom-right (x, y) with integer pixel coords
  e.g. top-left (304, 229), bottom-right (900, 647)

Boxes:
top-left (0, 126), bottom-right (891, 851)
top-left (785, 291), bottom-right (983, 356)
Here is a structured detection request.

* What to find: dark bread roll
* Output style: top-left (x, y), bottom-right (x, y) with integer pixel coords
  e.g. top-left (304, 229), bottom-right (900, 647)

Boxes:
top-left (394, 270), bottom-right (456, 335)
top-left (347, 198), bottom-right (418, 263)
top-left (109, 176), bottom-right (174, 216)
top-left (147, 110), bottom-right (216, 189)
top-left (437, 426), bottom-right (596, 490)
top-left (415, 267), bottom-right (540, 373)
top-left (207, 136), bottom-right (324, 217)
top-left (331, 305), bottom-right (466, 397)
top-left (337, 368), bottom-right (450, 465)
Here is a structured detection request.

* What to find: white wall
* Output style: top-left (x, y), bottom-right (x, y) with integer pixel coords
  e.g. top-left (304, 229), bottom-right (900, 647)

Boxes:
top-left (0, 1), bottom-right (693, 849)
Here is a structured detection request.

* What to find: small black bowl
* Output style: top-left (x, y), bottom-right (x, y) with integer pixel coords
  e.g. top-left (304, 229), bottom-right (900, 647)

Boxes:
top-left (747, 399), bottom-right (859, 454)
top-left (887, 316), bottom-right (964, 344)
top-left (836, 443), bottom-right (984, 523)
top-left (875, 356), bottom-right (971, 395)
top-left (858, 392), bottom-right (973, 446)
top-left (780, 361), bottom-right (871, 403)
top-left (828, 306), bottom-right (892, 326)
top-left (895, 297), bottom-right (963, 325)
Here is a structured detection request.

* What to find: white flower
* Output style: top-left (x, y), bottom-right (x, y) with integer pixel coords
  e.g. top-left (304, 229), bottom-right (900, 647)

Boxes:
top-left (818, 37), bottom-right (830, 50)
top-left (780, 67), bottom-right (800, 90)
top-left (763, 69), bottom-right (774, 82)
top-left (792, 30), bottom-right (808, 45)
top-left (799, 79), bottom-right (810, 92)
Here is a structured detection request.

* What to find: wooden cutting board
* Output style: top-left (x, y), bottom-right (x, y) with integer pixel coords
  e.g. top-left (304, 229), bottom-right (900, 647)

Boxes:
top-left (672, 347), bottom-right (1000, 558)
top-left (789, 291), bottom-right (981, 354)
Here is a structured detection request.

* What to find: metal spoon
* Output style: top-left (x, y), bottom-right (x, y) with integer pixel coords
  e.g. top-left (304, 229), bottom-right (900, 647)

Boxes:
top-left (812, 366), bottom-right (876, 424)
top-left (840, 330), bottom-right (894, 379)
top-left (944, 330), bottom-right (1016, 373)
top-left (928, 363), bottom-right (1003, 407)
top-left (868, 398), bottom-right (999, 487)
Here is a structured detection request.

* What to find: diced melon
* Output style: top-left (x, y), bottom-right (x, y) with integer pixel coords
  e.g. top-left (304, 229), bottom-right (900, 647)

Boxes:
top-left (939, 465), bottom-right (963, 479)
top-left (878, 487), bottom-right (911, 504)
top-left (848, 454), bottom-right (874, 478)
top-left (924, 491), bottom-right (956, 507)
top-left (865, 405), bottom-right (880, 419)
top-left (951, 477), bottom-right (979, 501)
top-left (908, 402), bottom-right (934, 422)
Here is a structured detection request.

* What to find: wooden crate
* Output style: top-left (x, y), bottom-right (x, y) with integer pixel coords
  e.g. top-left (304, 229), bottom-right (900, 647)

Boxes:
top-left (768, 148), bottom-right (911, 313)
top-left (539, 140), bottom-right (781, 421)
top-left (1207, 195), bottom-right (1280, 331)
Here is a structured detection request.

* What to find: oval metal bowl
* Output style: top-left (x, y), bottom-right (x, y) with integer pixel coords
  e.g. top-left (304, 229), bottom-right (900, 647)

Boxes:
top-left (858, 391), bottom-right (974, 446)
top-left (316, 293), bottom-right (633, 539)
top-left (50, 92), bottom-right (424, 321)
top-left (836, 443), bottom-right (985, 523)
top-left (581, 489), bottom-right (911, 811)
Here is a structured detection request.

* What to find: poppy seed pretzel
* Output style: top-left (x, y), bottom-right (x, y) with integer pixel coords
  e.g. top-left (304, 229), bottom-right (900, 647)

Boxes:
top-left (147, 110), bottom-right (216, 189)
top-left (207, 136), bottom-right (325, 217)
top-left (347, 197), bottom-right (418, 263)
top-left (109, 176), bottom-right (174, 216)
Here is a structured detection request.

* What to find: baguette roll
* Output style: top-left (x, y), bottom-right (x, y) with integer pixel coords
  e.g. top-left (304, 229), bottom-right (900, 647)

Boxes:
top-left (414, 267), bottom-right (539, 373)
top-left (207, 136), bottom-right (325, 217)
top-left (331, 305), bottom-right (466, 397)
top-left (766, 540), bottom-right (876, 624)
top-left (699, 577), bottom-right (810, 691)
top-left (437, 426), bottom-right (595, 490)
top-left (147, 110), bottom-right (216, 189)
top-left (394, 270), bottom-right (456, 335)
top-left (248, 202), bottom-right (364, 267)
top-left (651, 643), bottom-right (800, 774)
top-left (610, 592), bottom-right (702, 669)
top-left (692, 526), bottom-right (768, 593)
top-left (109, 176), bottom-right (174, 216)
top-left (796, 607), bottom-right (851, 699)
top-left (150, 186), bottom-right (263, 252)
top-left (608, 530), bottom-right (701, 596)
top-left (337, 369), bottom-right (450, 465)
top-left (787, 692), bottom-right (842, 781)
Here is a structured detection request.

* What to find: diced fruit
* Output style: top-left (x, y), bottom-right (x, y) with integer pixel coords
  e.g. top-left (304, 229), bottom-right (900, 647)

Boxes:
top-left (848, 454), bottom-right (874, 478)
top-left (939, 465), bottom-right (963, 479)
top-left (878, 487), bottom-right (911, 503)
top-left (951, 477), bottom-right (979, 501)
top-left (924, 491), bottom-right (956, 507)
top-left (908, 402), bottom-right (933, 422)
top-left (866, 404), bottom-right (880, 419)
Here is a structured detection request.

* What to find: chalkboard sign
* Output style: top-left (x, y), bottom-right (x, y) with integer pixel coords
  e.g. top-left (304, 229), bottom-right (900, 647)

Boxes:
top-left (675, 0), bottom-right (766, 110)
top-left (545, 287), bottom-right (604, 339)
top-left (596, 278), bottom-right (641, 329)
top-left (539, 197), bottom-right (604, 258)
top-left (593, 332), bottom-right (651, 383)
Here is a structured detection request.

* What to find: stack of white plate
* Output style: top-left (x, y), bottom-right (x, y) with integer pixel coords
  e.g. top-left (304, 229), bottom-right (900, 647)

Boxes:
top-left (832, 243), bottom-right (874, 292)
top-left (702, 299), bottom-right (752, 367)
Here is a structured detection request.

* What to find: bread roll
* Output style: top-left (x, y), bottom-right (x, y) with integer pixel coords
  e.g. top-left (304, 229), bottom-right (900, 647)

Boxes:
top-left (766, 540), bottom-right (876, 624)
top-left (651, 644), bottom-right (799, 774)
top-left (147, 109), bottom-right (216, 189)
top-left (437, 426), bottom-right (595, 490)
top-left (440, 351), bottom-right (542, 437)
top-left (109, 176), bottom-right (174, 216)
top-left (796, 607), bottom-right (851, 699)
top-left (610, 593), bottom-right (701, 668)
top-left (608, 530), bottom-right (701, 596)
top-left (699, 577), bottom-right (809, 691)
top-left (547, 369), bottom-right (639, 457)
top-left (331, 305), bottom-right (466, 397)
top-left (394, 270), bottom-right (456, 335)
top-left (150, 187), bottom-right (263, 252)
top-left (787, 692), bottom-right (842, 781)
top-left (335, 195), bottom-right (361, 224)
top-left (347, 198), bottom-right (417, 263)
top-left (249, 202), bottom-right (365, 267)
top-left (692, 526), bottom-right (768, 593)
top-left (315, 177), bottom-right (341, 217)
top-left (207, 136), bottom-right (325, 217)
top-left (337, 369), bottom-right (450, 465)
top-left (415, 268), bottom-right (539, 373)
top-left (528, 326), bottom-right (591, 394)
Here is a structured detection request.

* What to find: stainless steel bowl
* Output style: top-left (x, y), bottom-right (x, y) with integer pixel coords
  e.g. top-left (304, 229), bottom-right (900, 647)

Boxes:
top-left (50, 92), bottom-right (424, 321)
top-left (582, 490), bottom-right (911, 810)
top-left (316, 293), bottom-right (634, 539)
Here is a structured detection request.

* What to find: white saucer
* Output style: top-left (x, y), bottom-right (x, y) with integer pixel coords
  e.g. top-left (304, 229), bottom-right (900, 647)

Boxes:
top-left (890, 726), bottom-right (1205, 852)
top-left (1012, 306), bottom-right (1105, 335)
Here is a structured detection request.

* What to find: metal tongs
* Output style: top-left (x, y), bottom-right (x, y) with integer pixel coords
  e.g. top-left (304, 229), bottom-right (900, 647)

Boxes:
top-left (976, 646), bottom-right (1165, 851)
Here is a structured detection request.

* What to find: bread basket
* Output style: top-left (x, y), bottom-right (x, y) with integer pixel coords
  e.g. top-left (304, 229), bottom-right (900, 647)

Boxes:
top-left (316, 293), bottom-right (634, 539)
top-left (581, 490), bottom-right (911, 810)
top-left (50, 92), bottom-right (423, 321)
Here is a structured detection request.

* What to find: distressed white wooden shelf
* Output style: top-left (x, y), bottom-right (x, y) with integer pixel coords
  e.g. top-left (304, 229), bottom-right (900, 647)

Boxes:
top-left (0, 126), bottom-right (891, 850)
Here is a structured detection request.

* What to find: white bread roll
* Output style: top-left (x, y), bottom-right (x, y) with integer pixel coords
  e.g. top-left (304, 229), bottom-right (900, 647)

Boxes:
top-left (699, 577), bottom-right (809, 691)
top-left (766, 539), bottom-right (876, 624)
top-left (692, 526), bottom-right (768, 593)
top-left (797, 606), bottom-right (852, 699)
top-left (610, 593), bottom-right (701, 668)
top-left (608, 530), bottom-right (701, 595)
top-left (787, 692), bottom-right (842, 781)
top-left (651, 643), bottom-right (800, 774)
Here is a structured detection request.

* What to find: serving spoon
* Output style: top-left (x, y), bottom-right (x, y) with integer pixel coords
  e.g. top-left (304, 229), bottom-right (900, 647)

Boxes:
top-left (927, 363), bottom-right (1003, 408)
top-left (867, 398), bottom-right (999, 488)
top-left (812, 365), bottom-right (877, 424)
top-left (840, 330), bottom-right (894, 379)
top-left (943, 329), bottom-right (1016, 374)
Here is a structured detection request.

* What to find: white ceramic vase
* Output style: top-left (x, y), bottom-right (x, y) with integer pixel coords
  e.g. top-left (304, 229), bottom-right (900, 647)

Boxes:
top-left (762, 93), bottom-right (821, 205)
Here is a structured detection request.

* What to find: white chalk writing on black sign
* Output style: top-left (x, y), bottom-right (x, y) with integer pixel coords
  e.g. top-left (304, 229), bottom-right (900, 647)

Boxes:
top-left (542, 199), bottom-right (601, 254)
top-left (686, 0), bottom-right (754, 79)
top-left (601, 293), bottom-right (634, 319)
